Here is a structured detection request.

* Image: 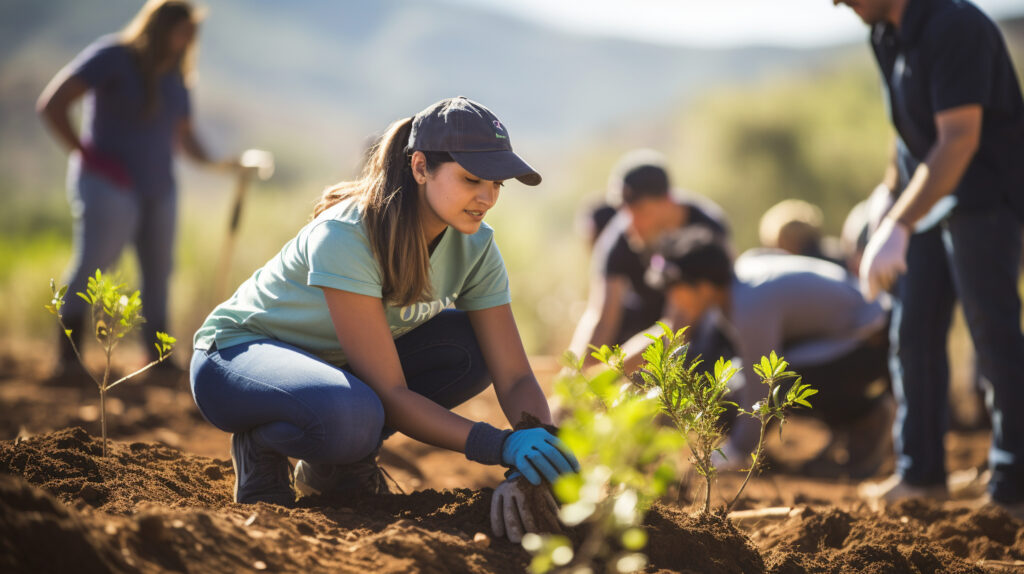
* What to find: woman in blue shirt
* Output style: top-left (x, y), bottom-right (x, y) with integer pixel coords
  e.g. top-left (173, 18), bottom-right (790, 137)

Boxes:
top-left (37, 0), bottom-right (241, 379)
top-left (189, 96), bottom-right (578, 543)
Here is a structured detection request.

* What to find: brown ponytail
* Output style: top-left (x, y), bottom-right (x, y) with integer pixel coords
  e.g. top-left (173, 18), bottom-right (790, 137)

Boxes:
top-left (312, 118), bottom-right (452, 307)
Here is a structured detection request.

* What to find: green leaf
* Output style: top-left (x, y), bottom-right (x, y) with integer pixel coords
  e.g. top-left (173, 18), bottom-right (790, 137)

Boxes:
top-left (621, 528), bottom-right (647, 551)
top-left (553, 472), bottom-right (583, 504)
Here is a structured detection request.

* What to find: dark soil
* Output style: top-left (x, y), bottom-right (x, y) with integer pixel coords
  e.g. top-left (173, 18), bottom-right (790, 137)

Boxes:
top-left (1, 345), bottom-right (1021, 573)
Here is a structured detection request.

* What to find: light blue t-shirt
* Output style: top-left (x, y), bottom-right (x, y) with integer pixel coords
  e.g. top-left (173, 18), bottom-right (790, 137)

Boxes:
top-left (193, 198), bottom-right (511, 365)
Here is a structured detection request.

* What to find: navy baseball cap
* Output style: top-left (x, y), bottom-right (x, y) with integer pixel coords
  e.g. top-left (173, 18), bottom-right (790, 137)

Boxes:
top-left (409, 96), bottom-right (541, 186)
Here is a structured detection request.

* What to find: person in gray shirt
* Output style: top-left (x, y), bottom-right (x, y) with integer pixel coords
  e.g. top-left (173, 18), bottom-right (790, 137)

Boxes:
top-left (642, 227), bottom-right (893, 478)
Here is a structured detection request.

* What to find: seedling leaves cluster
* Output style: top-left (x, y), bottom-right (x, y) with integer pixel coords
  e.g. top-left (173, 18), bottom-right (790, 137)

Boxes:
top-left (47, 270), bottom-right (176, 456)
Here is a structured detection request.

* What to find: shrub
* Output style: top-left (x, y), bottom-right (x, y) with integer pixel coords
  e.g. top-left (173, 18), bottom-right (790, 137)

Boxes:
top-left (525, 324), bottom-right (815, 572)
top-left (629, 323), bottom-right (815, 513)
top-left (523, 348), bottom-right (684, 573)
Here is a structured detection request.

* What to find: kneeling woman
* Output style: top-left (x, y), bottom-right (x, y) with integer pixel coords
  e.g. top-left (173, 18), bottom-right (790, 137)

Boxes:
top-left (190, 97), bottom-right (577, 540)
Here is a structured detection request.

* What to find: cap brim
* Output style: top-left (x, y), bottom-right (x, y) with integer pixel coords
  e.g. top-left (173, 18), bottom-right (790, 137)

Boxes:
top-left (449, 150), bottom-right (542, 186)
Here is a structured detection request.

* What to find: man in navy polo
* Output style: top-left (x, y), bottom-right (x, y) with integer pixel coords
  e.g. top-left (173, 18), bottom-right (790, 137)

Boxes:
top-left (833, 0), bottom-right (1024, 514)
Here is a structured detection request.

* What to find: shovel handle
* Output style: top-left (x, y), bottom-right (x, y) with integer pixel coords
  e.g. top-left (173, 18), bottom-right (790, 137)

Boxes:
top-left (213, 170), bottom-right (255, 302)
top-left (228, 170), bottom-right (254, 233)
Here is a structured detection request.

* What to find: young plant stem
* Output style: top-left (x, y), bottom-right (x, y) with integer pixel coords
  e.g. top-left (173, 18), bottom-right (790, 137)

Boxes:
top-left (689, 449), bottom-right (711, 514)
top-left (700, 443), bottom-right (713, 514)
top-left (101, 343), bottom-right (112, 458)
top-left (726, 410), bottom-right (770, 513)
top-left (107, 355), bottom-right (172, 390)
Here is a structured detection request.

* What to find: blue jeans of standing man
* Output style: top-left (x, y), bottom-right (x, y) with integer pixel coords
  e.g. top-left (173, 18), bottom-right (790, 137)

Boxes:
top-left (189, 310), bottom-right (493, 464)
top-left (60, 162), bottom-right (177, 358)
top-left (890, 207), bottom-right (1024, 503)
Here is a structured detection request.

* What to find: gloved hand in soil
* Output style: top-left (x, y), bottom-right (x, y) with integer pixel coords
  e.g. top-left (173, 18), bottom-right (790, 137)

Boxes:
top-left (859, 217), bottom-right (909, 301)
top-left (501, 428), bottom-right (580, 485)
top-left (491, 472), bottom-right (560, 543)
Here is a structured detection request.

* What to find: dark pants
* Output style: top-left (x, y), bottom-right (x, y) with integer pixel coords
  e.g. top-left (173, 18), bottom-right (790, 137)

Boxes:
top-left (703, 324), bottom-right (889, 445)
top-left (791, 331), bottom-right (890, 426)
top-left (891, 207), bottom-right (1024, 503)
top-left (189, 310), bottom-right (492, 464)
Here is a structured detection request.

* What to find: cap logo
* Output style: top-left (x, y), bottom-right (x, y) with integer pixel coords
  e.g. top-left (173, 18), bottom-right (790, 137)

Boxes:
top-left (493, 119), bottom-right (508, 139)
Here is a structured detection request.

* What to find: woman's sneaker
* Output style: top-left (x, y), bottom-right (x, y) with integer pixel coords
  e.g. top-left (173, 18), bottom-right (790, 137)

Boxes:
top-left (293, 452), bottom-right (393, 500)
top-left (230, 431), bottom-right (295, 506)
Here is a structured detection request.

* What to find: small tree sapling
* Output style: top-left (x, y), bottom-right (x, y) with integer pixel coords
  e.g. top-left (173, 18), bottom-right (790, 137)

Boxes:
top-left (725, 350), bottom-right (816, 512)
top-left (46, 270), bottom-right (176, 456)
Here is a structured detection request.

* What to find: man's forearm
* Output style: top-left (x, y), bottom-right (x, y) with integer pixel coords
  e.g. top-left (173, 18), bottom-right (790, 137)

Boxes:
top-left (887, 121), bottom-right (979, 228)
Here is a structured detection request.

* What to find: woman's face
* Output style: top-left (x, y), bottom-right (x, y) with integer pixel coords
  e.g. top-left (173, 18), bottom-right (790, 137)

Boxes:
top-left (414, 153), bottom-right (502, 237)
top-left (166, 19), bottom-right (197, 57)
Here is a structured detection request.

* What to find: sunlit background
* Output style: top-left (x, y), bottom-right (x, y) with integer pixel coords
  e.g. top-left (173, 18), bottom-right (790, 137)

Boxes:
top-left (2, 0), bottom-right (1023, 357)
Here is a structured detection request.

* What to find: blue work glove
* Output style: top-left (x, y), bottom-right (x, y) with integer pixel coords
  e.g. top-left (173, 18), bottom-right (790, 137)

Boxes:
top-left (501, 428), bottom-right (580, 485)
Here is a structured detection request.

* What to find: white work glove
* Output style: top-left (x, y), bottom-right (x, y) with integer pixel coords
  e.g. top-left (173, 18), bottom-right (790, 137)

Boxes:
top-left (865, 183), bottom-right (896, 233)
top-left (859, 217), bottom-right (909, 301)
top-left (490, 473), bottom-right (559, 543)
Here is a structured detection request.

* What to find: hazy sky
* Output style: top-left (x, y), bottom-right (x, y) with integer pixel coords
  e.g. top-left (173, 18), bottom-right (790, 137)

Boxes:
top-left (446, 0), bottom-right (1024, 48)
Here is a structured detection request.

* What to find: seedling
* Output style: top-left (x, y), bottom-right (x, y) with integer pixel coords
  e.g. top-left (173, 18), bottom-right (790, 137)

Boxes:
top-left (726, 349), bottom-right (816, 512)
top-left (522, 350), bottom-right (684, 573)
top-left (46, 270), bottom-right (176, 456)
top-left (625, 323), bottom-right (737, 514)
top-left (614, 322), bottom-right (816, 514)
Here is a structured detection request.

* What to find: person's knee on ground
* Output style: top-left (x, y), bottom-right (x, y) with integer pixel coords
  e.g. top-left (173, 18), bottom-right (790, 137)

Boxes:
top-left (289, 382), bottom-right (391, 498)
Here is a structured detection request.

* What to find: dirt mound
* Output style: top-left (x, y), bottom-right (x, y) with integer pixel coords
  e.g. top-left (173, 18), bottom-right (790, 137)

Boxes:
top-left (754, 501), bottom-right (1023, 574)
top-left (0, 394), bottom-right (1019, 573)
top-left (646, 505), bottom-right (766, 573)
top-left (0, 427), bottom-right (778, 573)
top-left (0, 473), bottom-right (122, 573)
top-left (0, 426), bottom-right (234, 514)
top-left (0, 428), bottom-right (529, 573)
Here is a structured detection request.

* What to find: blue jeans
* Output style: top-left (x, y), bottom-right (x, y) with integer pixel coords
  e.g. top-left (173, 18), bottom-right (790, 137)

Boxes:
top-left (890, 207), bottom-right (1024, 503)
top-left (189, 310), bottom-right (492, 464)
top-left (60, 163), bottom-right (177, 357)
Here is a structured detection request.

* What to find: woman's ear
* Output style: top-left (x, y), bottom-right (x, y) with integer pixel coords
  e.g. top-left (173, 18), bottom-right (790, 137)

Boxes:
top-left (410, 151), bottom-right (428, 185)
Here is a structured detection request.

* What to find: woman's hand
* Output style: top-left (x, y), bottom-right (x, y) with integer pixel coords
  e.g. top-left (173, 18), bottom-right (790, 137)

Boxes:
top-left (322, 288), bottom-right (476, 452)
top-left (490, 473), bottom-right (559, 543)
top-left (502, 428), bottom-right (580, 485)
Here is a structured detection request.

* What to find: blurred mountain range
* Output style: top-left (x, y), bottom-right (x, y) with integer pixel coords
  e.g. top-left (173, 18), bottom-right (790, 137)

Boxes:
top-left (1, 0), bottom-right (1022, 196)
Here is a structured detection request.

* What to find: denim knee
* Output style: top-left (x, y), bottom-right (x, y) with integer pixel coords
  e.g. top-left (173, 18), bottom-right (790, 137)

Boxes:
top-left (307, 382), bottom-right (386, 464)
top-left (189, 344), bottom-right (387, 464)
